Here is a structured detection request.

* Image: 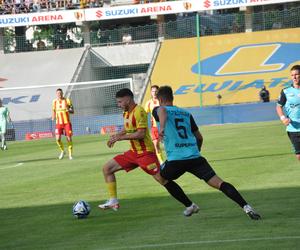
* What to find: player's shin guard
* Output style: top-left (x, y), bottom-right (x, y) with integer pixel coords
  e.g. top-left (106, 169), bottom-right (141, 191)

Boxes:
top-left (219, 182), bottom-right (247, 208)
top-left (67, 141), bottom-right (73, 156)
top-left (164, 180), bottom-right (192, 207)
top-left (56, 140), bottom-right (64, 152)
top-left (107, 182), bottom-right (117, 199)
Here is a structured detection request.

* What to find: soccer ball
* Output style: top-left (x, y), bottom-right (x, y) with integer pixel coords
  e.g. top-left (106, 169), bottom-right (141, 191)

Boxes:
top-left (72, 200), bottom-right (91, 219)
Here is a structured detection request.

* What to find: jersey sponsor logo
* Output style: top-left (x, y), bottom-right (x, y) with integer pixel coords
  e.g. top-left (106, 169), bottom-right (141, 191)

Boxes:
top-left (175, 142), bottom-right (196, 148)
top-left (191, 43), bottom-right (300, 76)
top-left (2, 95), bottom-right (40, 105)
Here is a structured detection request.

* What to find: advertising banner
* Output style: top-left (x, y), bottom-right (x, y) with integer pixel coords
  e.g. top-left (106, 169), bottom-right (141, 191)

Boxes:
top-left (0, 0), bottom-right (299, 27)
top-left (148, 28), bottom-right (300, 107)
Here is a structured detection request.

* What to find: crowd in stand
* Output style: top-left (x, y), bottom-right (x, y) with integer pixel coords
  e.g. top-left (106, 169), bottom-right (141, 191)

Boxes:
top-left (0, 0), bottom-right (103, 14)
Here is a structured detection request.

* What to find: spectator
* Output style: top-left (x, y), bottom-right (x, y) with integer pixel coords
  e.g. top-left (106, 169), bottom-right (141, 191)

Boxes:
top-left (259, 86), bottom-right (270, 102)
top-left (122, 32), bottom-right (132, 44)
top-left (32, 0), bottom-right (40, 11)
top-left (37, 38), bottom-right (46, 50)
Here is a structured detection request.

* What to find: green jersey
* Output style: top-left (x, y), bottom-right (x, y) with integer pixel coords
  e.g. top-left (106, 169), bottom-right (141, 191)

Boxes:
top-left (0, 106), bottom-right (9, 124)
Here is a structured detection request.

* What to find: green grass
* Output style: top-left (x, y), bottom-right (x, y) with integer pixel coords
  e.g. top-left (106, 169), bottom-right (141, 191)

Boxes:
top-left (1, 121), bottom-right (300, 250)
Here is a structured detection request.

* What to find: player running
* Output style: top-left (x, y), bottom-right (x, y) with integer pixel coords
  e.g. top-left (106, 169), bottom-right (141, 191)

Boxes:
top-left (99, 88), bottom-right (198, 216)
top-left (52, 88), bottom-right (74, 160)
top-left (152, 86), bottom-right (261, 219)
top-left (0, 98), bottom-right (12, 150)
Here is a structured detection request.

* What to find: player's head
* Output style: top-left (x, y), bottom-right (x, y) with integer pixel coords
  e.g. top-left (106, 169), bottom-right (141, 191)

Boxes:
top-left (116, 88), bottom-right (134, 111)
top-left (156, 86), bottom-right (174, 105)
top-left (56, 88), bottom-right (64, 99)
top-left (150, 85), bottom-right (159, 99)
top-left (291, 65), bottom-right (300, 85)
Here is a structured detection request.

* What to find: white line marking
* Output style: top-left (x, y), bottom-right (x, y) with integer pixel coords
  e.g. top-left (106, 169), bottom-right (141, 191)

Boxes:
top-left (0, 162), bottom-right (24, 170)
top-left (105, 236), bottom-right (300, 250)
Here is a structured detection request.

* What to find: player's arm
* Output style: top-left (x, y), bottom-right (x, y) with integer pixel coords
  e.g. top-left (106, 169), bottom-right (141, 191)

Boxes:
top-left (67, 99), bottom-right (74, 114)
top-left (157, 106), bottom-right (167, 140)
top-left (51, 101), bottom-right (56, 120)
top-left (107, 128), bottom-right (146, 148)
top-left (276, 90), bottom-right (290, 126)
top-left (190, 114), bottom-right (203, 151)
top-left (7, 109), bottom-right (12, 123)
top-left (51, 110), bottom-right (56, 120)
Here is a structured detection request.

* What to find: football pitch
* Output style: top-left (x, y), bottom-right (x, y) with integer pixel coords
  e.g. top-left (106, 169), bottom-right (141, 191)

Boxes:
top-left (1, 120), bottom-right (300, 250)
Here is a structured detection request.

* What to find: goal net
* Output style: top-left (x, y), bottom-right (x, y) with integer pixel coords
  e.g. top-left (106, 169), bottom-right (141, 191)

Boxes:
top-left (0, 78), bottom-right (132, 141)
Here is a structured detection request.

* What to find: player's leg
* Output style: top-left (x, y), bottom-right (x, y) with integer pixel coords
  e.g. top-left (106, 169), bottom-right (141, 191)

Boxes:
top-left (55, 126), bottom-right (65, 159)
top-left (99, 151), bottom-right (136, 210)
top-left (65, 123), bottom-right (73, 160)
top-left (152, 127), bottom-right (164, 164)
top-left (287, 132), bottom-right (300, 161)
top-left (150, 159), bottom-right (199, 216)
top-left (0, 123), bottom-right (7, 150)
top-left (207, 175), bottom-right (261, 220)
top-left (0, 133), bottom-right (4, 150)
top-left (189, 156), bottom-right (261, 220)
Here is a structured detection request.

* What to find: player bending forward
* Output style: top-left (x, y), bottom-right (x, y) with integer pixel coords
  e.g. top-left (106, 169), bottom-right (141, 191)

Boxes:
top-left (152, 86), bottom-right (261, 220)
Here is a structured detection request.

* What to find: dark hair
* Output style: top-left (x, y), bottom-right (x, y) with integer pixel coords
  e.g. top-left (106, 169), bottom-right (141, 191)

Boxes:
top-left (116, 88), bottom-right (134, 98)
top-left (56, 88), bottom-right (63, 92)
top-left (157, 85), bottom-right (174, 102)
top-left (151, 85), bottom-right (159, 90)
top-left (291, 65), bottom-right (300, 71)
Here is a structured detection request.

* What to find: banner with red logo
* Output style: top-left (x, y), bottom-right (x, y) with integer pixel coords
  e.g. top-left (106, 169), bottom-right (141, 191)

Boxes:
top-left (25, 131), bottom-right (54, 140)
top-left (0, 9), bottom-right (85, 28)
top-left (0, 0), bottom-right (298, 27)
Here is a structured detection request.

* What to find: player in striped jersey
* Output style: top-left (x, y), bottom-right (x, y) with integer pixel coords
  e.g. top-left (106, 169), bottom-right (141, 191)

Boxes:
top-left (52, 88), bottom-right (74, 160)
top-left (144, 85), bottom-right (164, 163)
top-left (99, 88), bottom-right (195, 212)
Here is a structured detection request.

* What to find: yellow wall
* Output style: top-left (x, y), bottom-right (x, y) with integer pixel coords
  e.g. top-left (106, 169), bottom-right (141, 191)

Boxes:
top-left (144, 28), bottom-right (300, 107)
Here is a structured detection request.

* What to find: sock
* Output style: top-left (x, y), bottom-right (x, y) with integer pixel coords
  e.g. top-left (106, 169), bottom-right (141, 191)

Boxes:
top-left (56, 140), bottom-right (64, 152)
top-left (107, 182), bottom-right (117, 200)
top-left (164, 180), bottom-right (192, 207)
top-left (67, 141), bottom-right (73, 156)
top-left (156, 150), bottom-right (164, 164)
top-left (219, 182), bottom-right (247, 208)
top-left (0, 133), bottom-right (4, 148)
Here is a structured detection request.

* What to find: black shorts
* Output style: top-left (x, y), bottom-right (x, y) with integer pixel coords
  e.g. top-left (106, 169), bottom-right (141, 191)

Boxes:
top-left (160, 156), bottom-right (216, 182)
top-left (287, 131), bottom-right (300, 154)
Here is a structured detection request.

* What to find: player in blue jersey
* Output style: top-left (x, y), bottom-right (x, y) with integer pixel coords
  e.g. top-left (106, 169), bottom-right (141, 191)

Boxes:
top-left (277, 64), bottom-right (300, 161)
top-left (152, 86), bottom-right (261, 219)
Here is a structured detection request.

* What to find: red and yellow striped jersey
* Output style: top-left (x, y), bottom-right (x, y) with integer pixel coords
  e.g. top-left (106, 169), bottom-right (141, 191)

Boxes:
top-left (123, 104), bottom-right (155, 154)
top-left (52, 98), bottom-right (73, 125)
top-left (144, 98), bottom-right (159, 128)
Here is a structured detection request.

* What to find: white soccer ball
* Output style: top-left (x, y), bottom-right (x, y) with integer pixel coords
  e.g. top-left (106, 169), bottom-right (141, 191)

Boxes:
top-left (72, 200), bottom-right (91, 219)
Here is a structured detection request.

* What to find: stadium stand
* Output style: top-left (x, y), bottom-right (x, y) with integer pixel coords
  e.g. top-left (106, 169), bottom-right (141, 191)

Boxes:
top-left (0, 1), bottom-right (300, 141)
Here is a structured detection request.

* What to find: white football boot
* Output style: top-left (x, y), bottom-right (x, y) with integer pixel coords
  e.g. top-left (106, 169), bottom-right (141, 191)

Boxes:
top-left (183, 203), bottom-right (200, 217)
top-left (98, 198), bottom-right (120, 211)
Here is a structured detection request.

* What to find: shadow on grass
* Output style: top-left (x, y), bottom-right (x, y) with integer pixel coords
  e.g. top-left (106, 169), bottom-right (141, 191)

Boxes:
top-left (1, 187), bottom-right (300, 250)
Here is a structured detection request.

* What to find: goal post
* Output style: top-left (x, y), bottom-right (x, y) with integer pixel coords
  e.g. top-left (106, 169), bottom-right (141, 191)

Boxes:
top-left (0, 78), bottom-right (133, 141)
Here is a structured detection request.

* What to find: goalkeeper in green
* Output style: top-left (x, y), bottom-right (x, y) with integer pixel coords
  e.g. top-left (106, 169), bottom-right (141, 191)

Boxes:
top-left (0, 98), bottom-right (12, 150)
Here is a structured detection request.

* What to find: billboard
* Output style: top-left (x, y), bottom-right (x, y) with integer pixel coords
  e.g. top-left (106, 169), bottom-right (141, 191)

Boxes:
top-left (148, 28), bottom-right (300, 107)
top-left (1, 0), bottom-right (298, 27)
